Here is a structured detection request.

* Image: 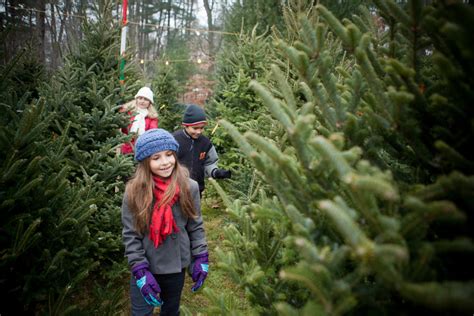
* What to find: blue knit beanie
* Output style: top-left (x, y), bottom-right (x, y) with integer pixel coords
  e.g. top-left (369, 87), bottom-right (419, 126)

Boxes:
top-left (134, 129), bottom-right (179, 162)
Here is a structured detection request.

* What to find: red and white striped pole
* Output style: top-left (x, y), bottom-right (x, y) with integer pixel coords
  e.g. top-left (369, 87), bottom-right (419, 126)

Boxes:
top-left (119, 0), bottom-right (128, 87)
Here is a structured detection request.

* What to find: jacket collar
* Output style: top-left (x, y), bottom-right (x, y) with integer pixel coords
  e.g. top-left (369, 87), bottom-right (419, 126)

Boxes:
top-left (182, 129), bottom-right (192, 139)
top-left (183, 129), bottom-right (202, 141)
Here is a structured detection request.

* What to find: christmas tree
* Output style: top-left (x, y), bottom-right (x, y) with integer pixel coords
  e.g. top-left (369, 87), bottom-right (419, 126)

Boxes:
top-left (0, 60), bottom-right (97, 313)
top-left (210, 1), bottom-right (473, 314)
top-left (206, 26), bottom-right (281, 199)
top-left (1, 1), bottom-right (143, 313)
top-left (39, 0), bottom-right (141, 272)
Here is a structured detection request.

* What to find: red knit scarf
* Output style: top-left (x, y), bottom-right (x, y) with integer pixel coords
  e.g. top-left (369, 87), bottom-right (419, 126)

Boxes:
top-left (149, 176), bottom-right (180, 248)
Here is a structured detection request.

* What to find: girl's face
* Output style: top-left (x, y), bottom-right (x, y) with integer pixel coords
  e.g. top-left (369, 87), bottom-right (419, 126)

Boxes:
top-left (184, 123), bottom-right (206, 139)
top-left (149, 150), bottom-right (176, 178)
top-left (136, 96), bottom-right (151, 109)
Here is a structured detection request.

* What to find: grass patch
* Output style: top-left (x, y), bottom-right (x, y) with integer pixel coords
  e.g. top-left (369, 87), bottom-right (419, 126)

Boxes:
top-left (179, 197), bottom-right (251, 314)
top-left (117, 195), bottom-right (250, 315)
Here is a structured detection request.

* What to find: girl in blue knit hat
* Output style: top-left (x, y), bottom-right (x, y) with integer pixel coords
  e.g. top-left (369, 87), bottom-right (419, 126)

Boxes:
top-left (121, 128), bottom-right (209, 315)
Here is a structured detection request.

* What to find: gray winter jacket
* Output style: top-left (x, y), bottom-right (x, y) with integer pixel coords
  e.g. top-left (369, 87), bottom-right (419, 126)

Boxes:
top-left (121, 178), bottom-right (208, 274)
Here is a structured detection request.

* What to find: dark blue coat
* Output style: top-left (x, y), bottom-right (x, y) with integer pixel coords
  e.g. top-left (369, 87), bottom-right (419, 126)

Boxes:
top-left (172, 129), bottom-right (219, 193)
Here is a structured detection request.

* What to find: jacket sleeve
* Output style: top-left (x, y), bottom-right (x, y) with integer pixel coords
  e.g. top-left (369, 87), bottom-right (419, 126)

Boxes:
top-left (203, 144), bottom-right (219, 178)
top-left (121, 193), bottom-right (148, 268)
top-left (186, 180), bottom-right (208, 256)
top-left (149, 117), bottom-right (158, 129)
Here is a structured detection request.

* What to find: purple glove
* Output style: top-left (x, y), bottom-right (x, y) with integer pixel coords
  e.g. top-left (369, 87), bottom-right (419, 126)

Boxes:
top-left (191, 252), bottom-right (209, 292)
top-left (132, 262), bottom-right (162, 306)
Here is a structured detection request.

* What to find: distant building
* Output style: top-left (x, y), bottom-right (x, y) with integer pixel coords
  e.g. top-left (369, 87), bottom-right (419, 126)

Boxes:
top-left (180, 55), bottom-right (215, 105)
top-left (179, 24), bottom-right (218, 106)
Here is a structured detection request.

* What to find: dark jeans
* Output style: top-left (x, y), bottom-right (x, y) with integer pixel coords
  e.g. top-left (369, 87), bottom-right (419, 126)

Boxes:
top-left (130, 269), bottom-right (186, 316)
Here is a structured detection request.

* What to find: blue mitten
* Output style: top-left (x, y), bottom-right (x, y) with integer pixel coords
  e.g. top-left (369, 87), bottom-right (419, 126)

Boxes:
top-left (132, 262), bottom-right (162, 306)
top-left (191, 252), bottom-right (209, 292)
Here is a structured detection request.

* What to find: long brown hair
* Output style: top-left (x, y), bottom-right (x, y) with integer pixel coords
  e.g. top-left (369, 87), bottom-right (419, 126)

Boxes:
top-left (125, 152), bottom-right (197, 234)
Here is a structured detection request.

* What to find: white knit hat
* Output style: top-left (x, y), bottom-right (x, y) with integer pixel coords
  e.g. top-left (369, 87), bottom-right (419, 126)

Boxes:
top-left (135, 86), bottom-right (154, 104)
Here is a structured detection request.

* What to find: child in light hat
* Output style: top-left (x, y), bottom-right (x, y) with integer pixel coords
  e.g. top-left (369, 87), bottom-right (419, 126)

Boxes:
top-left (122, 128), bottom-right (209, 315)
top-left (120, 86), bottom-right (159, 155)
top-left (172, 104), bottom-right (231, 196)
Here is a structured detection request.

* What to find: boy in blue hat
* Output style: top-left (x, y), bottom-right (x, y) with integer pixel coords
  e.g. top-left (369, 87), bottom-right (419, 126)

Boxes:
top-left (172, 104), bottom-right (231, 196)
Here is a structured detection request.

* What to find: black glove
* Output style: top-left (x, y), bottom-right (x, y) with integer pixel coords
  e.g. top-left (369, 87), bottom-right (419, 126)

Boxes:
top-left (212, 168), bottom-right (231, 179)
